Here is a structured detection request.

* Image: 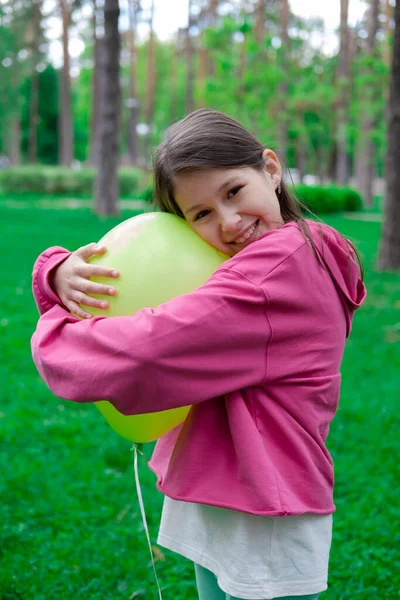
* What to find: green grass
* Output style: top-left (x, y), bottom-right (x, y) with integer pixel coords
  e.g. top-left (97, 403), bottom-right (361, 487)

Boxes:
top-left (0, 199), bottom-right (399, 599)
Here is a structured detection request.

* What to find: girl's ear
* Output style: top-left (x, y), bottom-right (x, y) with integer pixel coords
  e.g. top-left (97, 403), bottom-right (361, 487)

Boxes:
top-left (262, 149), bottom-right (282, 189)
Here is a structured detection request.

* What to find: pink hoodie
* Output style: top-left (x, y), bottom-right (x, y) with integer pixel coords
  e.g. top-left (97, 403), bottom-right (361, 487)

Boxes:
top-left (31, 221), bottom-right (366, 516)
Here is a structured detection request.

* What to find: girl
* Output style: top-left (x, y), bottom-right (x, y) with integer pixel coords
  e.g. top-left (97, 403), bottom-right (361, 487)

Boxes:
top-left (31, 109), bottom-right (366, 600)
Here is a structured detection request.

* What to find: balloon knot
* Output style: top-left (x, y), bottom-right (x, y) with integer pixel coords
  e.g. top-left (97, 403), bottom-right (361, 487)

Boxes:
top-left (131, 443), bottom-right (144, 455)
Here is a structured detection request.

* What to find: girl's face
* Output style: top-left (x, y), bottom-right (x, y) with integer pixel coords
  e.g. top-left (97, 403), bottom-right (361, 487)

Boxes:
top-left (173, 149), bottom-right (284, 256)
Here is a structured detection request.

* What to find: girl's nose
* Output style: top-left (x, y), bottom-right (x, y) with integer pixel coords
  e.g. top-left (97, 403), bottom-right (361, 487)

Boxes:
top-left (220, 211), bottom-right (241, 233)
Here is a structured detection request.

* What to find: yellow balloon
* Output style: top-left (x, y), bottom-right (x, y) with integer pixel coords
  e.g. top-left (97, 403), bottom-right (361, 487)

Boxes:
top-left (81, 212), bottom-right (229, 443)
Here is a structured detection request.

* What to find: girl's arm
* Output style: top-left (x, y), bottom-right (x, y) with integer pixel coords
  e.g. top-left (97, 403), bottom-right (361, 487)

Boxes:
top-left (31, 269), bottom-right (270, 415)
top-left (32, 244), bottom-right (119, 319)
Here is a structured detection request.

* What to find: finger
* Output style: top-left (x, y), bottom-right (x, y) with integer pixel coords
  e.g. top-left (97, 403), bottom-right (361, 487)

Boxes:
top-left (76, 242), bottom-right (108, 261)
top-left (67, 300), bottom-right (94, 319)
top-left (80, 264), bottom-right (120, 280)
top-left (78, 279), bottom-right (117, 298)
top-left (73, 290), bottom-right (110, 311)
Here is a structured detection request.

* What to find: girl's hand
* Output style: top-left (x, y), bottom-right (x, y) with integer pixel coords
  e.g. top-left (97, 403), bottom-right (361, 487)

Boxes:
top-left (50, 242), bottom-right (119, 319)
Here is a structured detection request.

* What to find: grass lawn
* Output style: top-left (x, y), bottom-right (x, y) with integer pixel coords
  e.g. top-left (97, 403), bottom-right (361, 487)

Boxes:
top-left (0, 199), bottom-right (399, 599)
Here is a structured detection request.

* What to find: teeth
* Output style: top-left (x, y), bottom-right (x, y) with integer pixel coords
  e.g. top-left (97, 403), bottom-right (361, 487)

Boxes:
top-left (234, 222), bottom-right (257, 244)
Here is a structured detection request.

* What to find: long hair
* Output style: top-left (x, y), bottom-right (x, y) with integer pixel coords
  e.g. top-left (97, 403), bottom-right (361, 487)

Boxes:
top-left (153, 108), bottom-right (363, 279)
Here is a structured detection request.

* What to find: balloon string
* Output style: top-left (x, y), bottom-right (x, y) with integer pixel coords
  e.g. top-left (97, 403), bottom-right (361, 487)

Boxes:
top-left (132, 443), bottom-right (163, 600)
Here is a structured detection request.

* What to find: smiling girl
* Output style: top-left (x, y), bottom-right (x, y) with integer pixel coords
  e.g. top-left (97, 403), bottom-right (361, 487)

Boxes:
top-left (31, 109), bottom-right (366, 600)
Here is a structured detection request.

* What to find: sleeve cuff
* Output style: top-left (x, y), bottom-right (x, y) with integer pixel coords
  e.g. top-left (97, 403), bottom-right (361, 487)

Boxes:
top-left (32, 247), bottom-right (71, 314)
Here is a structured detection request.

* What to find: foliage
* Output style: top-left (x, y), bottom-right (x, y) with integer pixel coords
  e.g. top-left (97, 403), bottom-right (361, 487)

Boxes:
top-left (0, 166), bottom-right (146, 198)
top-left (0, 1), bottom-right (391, 183)
top-left (20, 65), bottom-right (59, 164)
top-left (295, 184), bottom-right (363, 213)
top-left (72, 63), bottom-right (92, 163)
top-left (0, 200), bottom-right (398, 598)
top-left (0, 0), bottom-right (48, 160)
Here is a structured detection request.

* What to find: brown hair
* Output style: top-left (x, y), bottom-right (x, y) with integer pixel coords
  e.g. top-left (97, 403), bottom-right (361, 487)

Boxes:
top-left (153, 108), bottom-right (363, 279)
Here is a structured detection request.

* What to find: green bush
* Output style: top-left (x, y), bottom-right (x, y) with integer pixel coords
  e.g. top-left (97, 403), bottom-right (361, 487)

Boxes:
top-left (0, 166), bottom-right (145, 197)
top-left (119, 167), bottom-right (147, 197)
top-left (294, 184), bottom-right (363, 214)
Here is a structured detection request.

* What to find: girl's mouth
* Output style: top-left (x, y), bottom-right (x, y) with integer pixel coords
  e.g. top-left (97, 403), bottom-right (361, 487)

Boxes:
top-left (231, 220), bottom-right (259, 245)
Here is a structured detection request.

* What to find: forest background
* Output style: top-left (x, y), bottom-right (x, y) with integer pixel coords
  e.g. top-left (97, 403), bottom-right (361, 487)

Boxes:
top-left (0, 0), bottom-right (395, 199)
top-left (0, 1), bottom-right (399, 599)
top-left (2, 0), bottom-right (399, 264)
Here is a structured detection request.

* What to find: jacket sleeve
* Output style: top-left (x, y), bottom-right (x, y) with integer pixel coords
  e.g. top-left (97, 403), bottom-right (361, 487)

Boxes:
top-left (31, 269), bottom-right (270, 414)
top-left (32, 247), bottom-right (72, 314)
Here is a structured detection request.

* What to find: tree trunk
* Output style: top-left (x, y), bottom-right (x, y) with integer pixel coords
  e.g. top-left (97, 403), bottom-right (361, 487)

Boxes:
top-left (335, 0), bottom-right (350, 185)
top-left (383, 0), bottom-right (394, 67)
top-left (9, 66), bottom-right (21, 165)
top-left (94, 0), bottom-right (121, 216)
top-left (28, 0), bottom-right (41, 164)
top-left (255, 0), bottom-right (265, 44)
top-left (9, 117), bottom-right (21, 165)
top-left (355, 0), bottom-right (380, 207)
top-left (88, 0), bottom-right (101, 165)
top-left (144, 0), bottom-right (155, 164)
top-left (28, 70), bottom-right (39, 164)
top-left (278, 0), bottom-right (289, 162)
top-left (197, 43), bottom-right (208, 109)
top-left (377, 0), bottom-right (400, 270)
top-left (209, 0), bottom-right (219, 22)
top-left (296, 134), bottom-right (306, 183)
top-left (197, 0), bottom-right (219, 107)
top-left (317, 144), bottom-right (326, 184)
top-left (59, 0), bottom-right (73, 166)
top-left (207, 0), bottom-right (219, 76)
top-left (91, 37), bottom-right (106, 166)
top-left (236, 2), bottom-right (248, 106)
top-left (169, 30), bottom-right (182, 122)
top-left (127, 0), bottom-right (140, 165)
top-left (185, 0), bottom-right (196, 114)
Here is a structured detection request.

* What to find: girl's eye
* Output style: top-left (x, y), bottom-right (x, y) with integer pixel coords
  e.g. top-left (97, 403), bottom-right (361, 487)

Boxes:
top-left (194, 209), bottom-right (211, 221)
top-left (228, 186), bottom-right (242, 198)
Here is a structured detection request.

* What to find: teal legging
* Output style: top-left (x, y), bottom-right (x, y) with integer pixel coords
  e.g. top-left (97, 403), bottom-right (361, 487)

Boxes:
top-left (195, 564), bottom-right (320, 600)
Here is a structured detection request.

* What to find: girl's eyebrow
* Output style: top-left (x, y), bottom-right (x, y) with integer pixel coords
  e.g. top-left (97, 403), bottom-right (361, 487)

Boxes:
top-left (184, 177), bottom-right (239, 217)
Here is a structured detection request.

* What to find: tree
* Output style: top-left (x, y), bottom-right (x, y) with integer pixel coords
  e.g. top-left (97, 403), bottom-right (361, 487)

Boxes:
top-left (0, 1), bottom-right (29, 164)
top-left (254, 0), bottom-right (265, 44)
top-left (59, 0), bottom-right (73, 166)
top-left (335, 0), bottom-right (350, 184)
top-left (169, 28), bottom-right (184, 121)
top-left (383, 0), bottom-right (395, 67)
top-left (377, 0), bottom-right (400, 270)
top-left (0, 0), bottom-right (393, 179)
top-left (127, 0), bottom-right (140, 165)
top-left (278, 0), bottom-right (289, 162)
top-left (88, 0), bottom-right (99, 163)
top-left (207, 0), bottom-right (219, 70)
top-left (87, 0), bottom-right (105, 165)
top-left (27, 0), bottom-right (43, 164)
top-left (185, 0), bottom-right (196, 114)
top-left (197, 0), bottom-right (220, 107)
top-left (144, 0), bottom-right (155, 163)
top-left (94, 0), bottom-right (121, 215)
top-left (9, 67), bottom-right (22, 165)
top-left (236, 2), bottom-right (250, 109)
top-left (355, 0), bottom-right (380, 207)
top-left (38, 66), bottom-right (59, 163)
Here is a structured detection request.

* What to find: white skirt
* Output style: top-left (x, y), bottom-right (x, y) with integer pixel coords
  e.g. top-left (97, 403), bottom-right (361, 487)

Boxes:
top-left (157, 497), bottom-right (332, 600)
